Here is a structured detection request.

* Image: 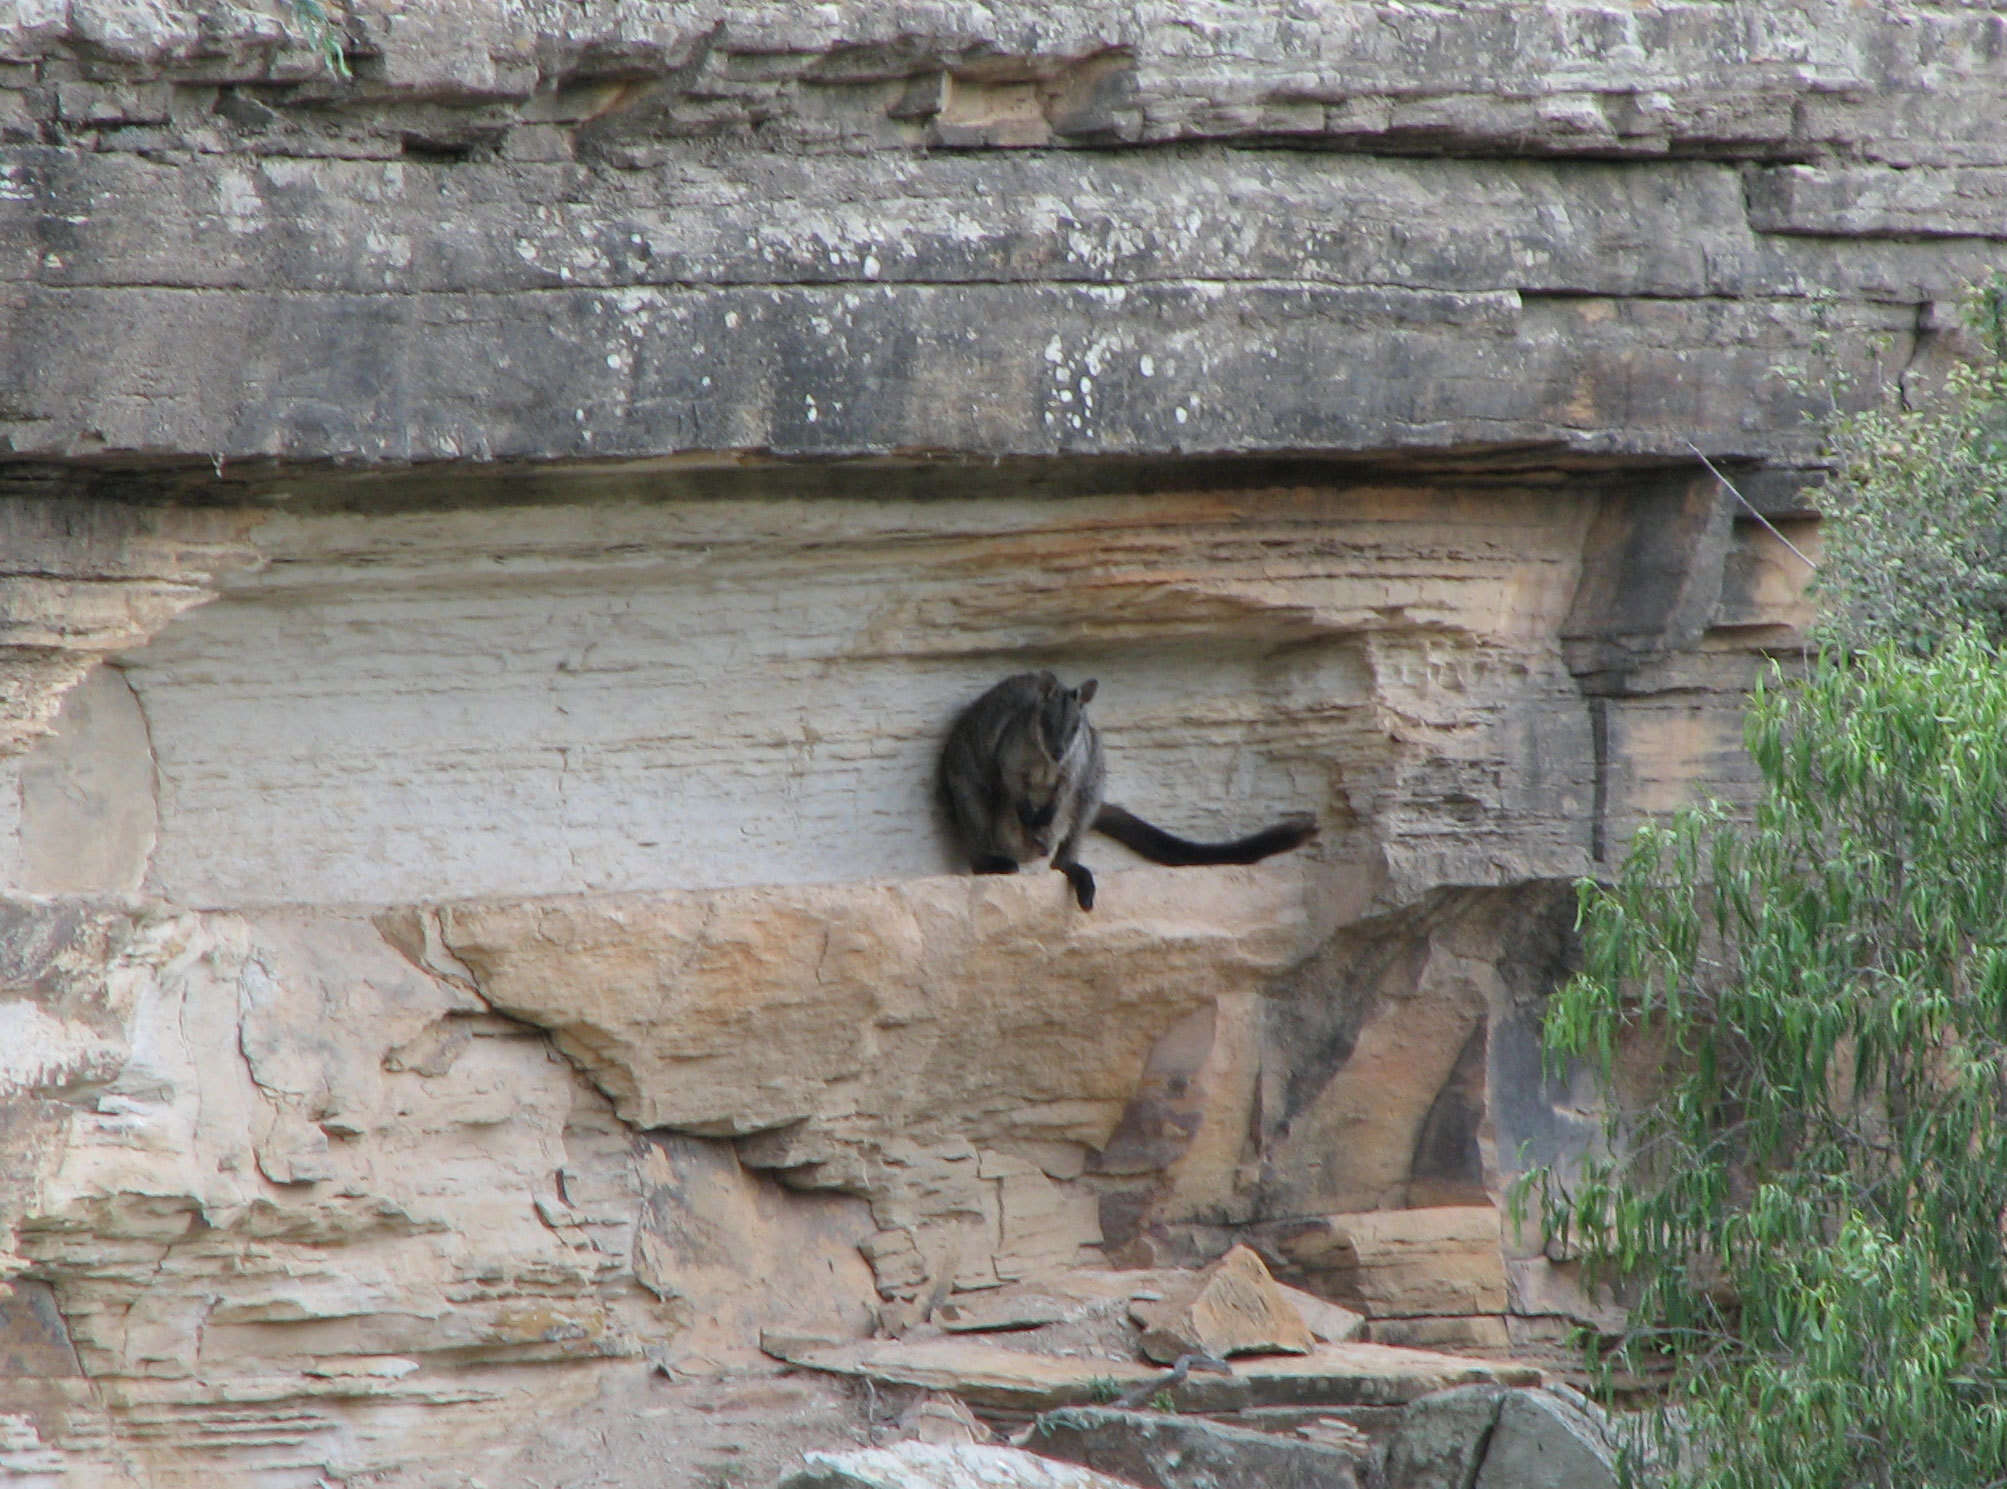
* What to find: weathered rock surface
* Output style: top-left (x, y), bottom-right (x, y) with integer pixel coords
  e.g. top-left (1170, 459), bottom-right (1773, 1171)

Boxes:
top-left (2, 479), bottom-right (1607, 907)
top-left (1130, 1244), bottom-right (1313, 1364)
top-left (1381, 1385), bottom-right (1510, 1489)
top-left (1272, 1284), bottom-right (1366, 1347)
top-left (1475, 1390), bottom-right (1624, 1489)
top-left (424, 873), bottom-right (1317, 1144)
top-left (775, 1442), bottom-right (1136, 1489)
top-left (0, 459), bottom-right (1781, 1480)
top-left (1027, 1406), bottom-right (1363, 1489)
top-left (2, 3), bottom-right (2003, 473)
top-left (0, 897), bottom-right (878, 1483)
top-left (422, 870), bottom-right (1316, 1296)
top-left (934, 1294), bottom-right (1076, 1335)
top-left (0, 499), bottom-right (256, 760)
top-left (1381, 1385), bottom-right (1628, 1489)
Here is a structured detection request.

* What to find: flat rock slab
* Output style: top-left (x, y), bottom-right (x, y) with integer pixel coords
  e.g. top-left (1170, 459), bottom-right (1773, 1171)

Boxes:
top-left (774, 1336), bottom-right (1539, 1413)
top-left (1027, 1406), bottom-right (1362, 1489)
top-left (934, 1294), bottom-right (1078, 1333)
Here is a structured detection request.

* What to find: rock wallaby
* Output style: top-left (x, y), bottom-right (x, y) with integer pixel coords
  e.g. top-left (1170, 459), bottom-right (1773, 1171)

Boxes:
top-left (939, 670), bottom-right (1318, 910)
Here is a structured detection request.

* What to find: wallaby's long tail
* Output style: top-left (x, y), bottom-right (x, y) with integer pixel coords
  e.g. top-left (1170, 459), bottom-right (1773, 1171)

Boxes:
top-left (1093, 804), bottom-right (1317, 866)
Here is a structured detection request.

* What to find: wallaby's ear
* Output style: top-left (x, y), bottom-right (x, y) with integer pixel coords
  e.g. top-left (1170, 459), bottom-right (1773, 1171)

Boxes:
top-left (1077, 679), bottom-right (1098, 704)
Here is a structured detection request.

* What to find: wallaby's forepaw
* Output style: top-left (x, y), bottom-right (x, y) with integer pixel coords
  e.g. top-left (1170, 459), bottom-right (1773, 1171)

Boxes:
top-left (1061, 861), bottom-right (1096, 911)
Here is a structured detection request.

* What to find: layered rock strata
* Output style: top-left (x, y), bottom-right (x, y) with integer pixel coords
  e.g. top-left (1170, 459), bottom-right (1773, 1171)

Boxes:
top-left (2, 3), bottom-right (2002, 470)
top-left (3, 1), bottom-right (2001, 1485)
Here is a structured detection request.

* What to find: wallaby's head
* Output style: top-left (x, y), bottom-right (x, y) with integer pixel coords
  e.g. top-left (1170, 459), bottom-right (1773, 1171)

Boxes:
top-left (1037, 675), bottom-right (1097, 761)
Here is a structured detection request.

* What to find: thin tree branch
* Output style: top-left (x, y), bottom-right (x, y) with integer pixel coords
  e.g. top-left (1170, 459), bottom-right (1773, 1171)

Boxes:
top-left (1688, 440), bottom-right (1819, 571)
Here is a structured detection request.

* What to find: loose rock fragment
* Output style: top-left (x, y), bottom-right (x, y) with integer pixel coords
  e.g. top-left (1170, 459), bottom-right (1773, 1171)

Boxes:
top-left (895, 1393), bottom-right (994, 1446)
top-left (1129, 1244), bottom-right (1313, 1364)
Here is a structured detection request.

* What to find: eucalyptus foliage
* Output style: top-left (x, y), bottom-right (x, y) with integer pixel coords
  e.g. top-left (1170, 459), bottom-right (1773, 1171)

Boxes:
top-left (1532, 635), bottom-right (2007, 1489)
top-left (1812, 275), bottom-right (2007, 654)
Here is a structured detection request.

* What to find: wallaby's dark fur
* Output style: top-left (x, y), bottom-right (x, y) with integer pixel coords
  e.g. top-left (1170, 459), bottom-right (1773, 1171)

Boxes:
top-left (939, 671), bottom-right (1318, 910)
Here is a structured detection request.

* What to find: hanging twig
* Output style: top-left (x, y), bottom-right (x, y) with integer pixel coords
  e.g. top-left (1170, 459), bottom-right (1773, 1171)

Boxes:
top-left (1686, 440), bottom-right (1818, 571)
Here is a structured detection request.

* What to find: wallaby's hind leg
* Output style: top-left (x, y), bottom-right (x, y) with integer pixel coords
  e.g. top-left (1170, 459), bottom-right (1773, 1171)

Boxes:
top-left (972, 854), bottom-right (1020, 875)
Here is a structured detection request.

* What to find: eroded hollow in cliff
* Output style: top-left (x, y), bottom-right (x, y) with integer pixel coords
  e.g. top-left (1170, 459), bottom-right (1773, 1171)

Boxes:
top-left (4, 452), bottom-right (1796, 909)
top-left (0, 455), bottom-right (1814, 1444)
top-left (1, 451), bottom-right (1810, 1351)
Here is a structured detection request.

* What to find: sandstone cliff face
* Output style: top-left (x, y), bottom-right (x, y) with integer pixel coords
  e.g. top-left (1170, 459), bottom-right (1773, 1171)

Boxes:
top-left (1, 2), bottom-right (1999, 1485)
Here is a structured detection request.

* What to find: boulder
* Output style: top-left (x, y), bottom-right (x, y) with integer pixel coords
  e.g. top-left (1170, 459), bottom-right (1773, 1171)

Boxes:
top-left (1473, 1390), bottom-right (1621, 1489)
top-left (1382, 1386), bottom-right (1627, 1489)
top-left (1130, 1245), bottom-right (1313, 1364)
top-left (773, 1442), bottom-right (1136, 1489)
top-left (1380, 1385), bottom-right (1507, 1489)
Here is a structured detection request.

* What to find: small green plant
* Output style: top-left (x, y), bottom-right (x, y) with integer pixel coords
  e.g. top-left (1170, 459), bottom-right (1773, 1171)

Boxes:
top-left (1085, 1376), bottom-right (1121, 1404)
top-left (1147, 1390), bottom-right (1177, 1414)
top-left (286, 0), bottom-right (351, 79)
